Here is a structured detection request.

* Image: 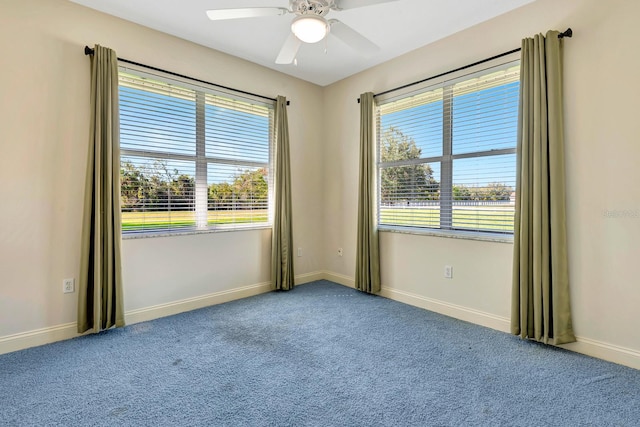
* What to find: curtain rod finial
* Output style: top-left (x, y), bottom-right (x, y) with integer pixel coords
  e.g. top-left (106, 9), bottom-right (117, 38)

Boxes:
top-left (84, 46), bottom-right (94, 55)
top-left (559, 28), bottom-right (573, 38)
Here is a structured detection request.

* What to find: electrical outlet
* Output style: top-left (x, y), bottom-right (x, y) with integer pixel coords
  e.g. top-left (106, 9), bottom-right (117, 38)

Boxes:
top-left (337, 248), bottom-right (343, 257)
top-left (444, 265), bottom-right (453, 279)
top-left (63, 278), bottom-right (75, 293)
top-left (297, 247), bottom-right (302, 257)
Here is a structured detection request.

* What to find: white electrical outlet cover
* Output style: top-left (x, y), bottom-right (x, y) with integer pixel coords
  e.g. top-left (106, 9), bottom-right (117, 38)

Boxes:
top-left (63, 278), bottom-right (75, 293)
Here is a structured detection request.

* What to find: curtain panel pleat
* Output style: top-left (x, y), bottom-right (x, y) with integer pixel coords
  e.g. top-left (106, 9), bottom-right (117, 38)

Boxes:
top-left (355, 92), bottom-right (381, 294)
top-left (78, 45), bottom-right (125, 333)
top-left (271, 96), bottom-right (295, 291)
top-left (511, 32), bottom-right (575, 345)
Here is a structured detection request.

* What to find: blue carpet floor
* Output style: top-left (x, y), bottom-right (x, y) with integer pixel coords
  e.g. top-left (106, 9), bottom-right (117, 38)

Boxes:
top-left (1, 280), bottom-right (639, 426)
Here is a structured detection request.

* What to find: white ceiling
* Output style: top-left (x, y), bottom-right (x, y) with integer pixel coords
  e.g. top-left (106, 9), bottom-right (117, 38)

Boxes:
top-left (69, 0), bottom-right (535, 86)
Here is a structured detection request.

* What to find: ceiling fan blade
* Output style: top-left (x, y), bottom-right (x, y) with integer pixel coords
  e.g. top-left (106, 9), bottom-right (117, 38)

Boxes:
top-left (206, 7), bottom-right (288, 21)
top-left (275, 33), bottom-right (302, 64)
top-left (333, 0), bottom-right (399, 11)
top-left (329, 20), bottom-right (380, 55)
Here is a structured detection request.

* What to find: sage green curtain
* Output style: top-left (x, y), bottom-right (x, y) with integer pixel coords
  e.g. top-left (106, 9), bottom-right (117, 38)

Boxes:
top-left (511, 31), bottom-right (575, 345)
top-left (78, 45), bottom-right (125, 333)
top-left (355, 92), bottom-right (381, 294)
top-left (272, 96), bottom-right (295, 291)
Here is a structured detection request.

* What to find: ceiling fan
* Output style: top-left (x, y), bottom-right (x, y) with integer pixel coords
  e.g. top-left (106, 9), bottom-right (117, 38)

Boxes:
top-left (206, 0), bottom-right (399, 64)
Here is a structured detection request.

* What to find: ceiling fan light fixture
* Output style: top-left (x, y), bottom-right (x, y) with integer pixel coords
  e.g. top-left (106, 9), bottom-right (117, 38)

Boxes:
top-left (291, 15), bottom-right (328, 43)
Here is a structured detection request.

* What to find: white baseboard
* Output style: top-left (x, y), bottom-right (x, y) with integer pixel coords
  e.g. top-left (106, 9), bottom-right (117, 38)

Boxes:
top-left (3, 271), bottom-right (640, 370)
top-left (379, 286), bottom-right (511, 333)
top-left (127, 271), bottom-right (332, 327)
top-left (323, 274), bottom-right (509, 332)
top-left (125, 281), bottom-right (272, 325)
top-left (0, 279), bottom-right (276, 355)
top-left (323, 273), bottom-right (640, 370)
top-left (295, 271), bottom-right (325, 285)
top-left (0, 271), bottom-right (333, 355)
top-left (561, 336), bottom-right (640, 370)
top-left (321, 271), bottom-right (355, 288)
top-left (0, 322), bottom-right (81, 356)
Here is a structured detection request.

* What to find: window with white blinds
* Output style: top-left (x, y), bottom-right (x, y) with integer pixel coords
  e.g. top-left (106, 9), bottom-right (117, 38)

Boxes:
top-left (119, 69), bottom-right (273, 236)
top-left (377, 61), bottom-right (519, 235)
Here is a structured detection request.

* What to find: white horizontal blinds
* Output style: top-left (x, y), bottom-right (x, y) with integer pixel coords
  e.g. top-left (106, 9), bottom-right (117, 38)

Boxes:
top-left (378, 87), bottom-right (444, 229)
top-left (378, 88), bottom-right (443, 231)
top-left (449, 65), bottom-right (518, 233)
top-left (377, 61), bottom-right (519, 234)
top-left (379, 163), bottom-right (441, 228)
top-left (119, 72), bottom-right (197, 234)
top-left (450, 65), bottom-right (519, 155)
top-left (452, 154), bottom-right (516, 232)
top-left (378, 88), bottom-right (444, 158)
top-left (118, 69), bottom-right (273, 235)
top-left (205, 95), bottom-right (271, 228)
top-left (120, 156), bottom-right (196, 233)
top-left (205, 95), bottom-right (270, 162)
top-left (119, 73), bottom-right (196, 156)
top-left (207, 164), bottom-right (269, 226)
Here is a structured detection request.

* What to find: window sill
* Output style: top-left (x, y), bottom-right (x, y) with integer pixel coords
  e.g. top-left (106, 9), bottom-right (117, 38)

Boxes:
top-left (122, 224), bottom-right (272, 240)
top-left (378, 225), bottom-right (514, 244)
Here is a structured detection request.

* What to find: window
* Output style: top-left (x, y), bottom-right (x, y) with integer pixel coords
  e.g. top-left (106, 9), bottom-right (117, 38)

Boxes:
top-left (118, 68), bottom-right (273, 236)
top-left (377, 61), bottom-right (519, 236)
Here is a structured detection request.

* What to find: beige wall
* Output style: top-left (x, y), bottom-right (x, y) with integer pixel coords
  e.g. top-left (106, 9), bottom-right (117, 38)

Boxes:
top-left (1, 0), bottom-right (639, 367)
top-left (0, 0), bottom-right (324, 338)
top-left (323, 0), bottom-right (640, 362)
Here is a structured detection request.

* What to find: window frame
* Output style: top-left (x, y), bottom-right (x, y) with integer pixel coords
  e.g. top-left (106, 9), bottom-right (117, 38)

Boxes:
top-left (118, 64), bottom-right (275, 239)
top-left (375, 57), bottom-right (520, 242)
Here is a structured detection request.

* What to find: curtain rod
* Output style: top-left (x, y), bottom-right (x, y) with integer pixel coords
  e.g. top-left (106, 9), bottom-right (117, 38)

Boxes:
top-left (84, 46), bottom-right (289, 105)
top-left (357, 28), bottom-right (572, 103)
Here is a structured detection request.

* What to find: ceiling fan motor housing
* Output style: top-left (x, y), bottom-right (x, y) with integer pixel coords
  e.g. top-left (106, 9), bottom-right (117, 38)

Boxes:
top-left (291, 0), bottom-right (332, 17)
